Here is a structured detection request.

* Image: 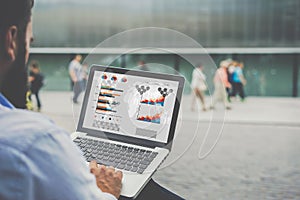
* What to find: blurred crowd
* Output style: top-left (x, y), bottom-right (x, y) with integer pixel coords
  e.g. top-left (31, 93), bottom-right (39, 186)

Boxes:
top-left (191, 58), bottom-right (247, 111)
top-left (27, 56), bottom-right (247, 112)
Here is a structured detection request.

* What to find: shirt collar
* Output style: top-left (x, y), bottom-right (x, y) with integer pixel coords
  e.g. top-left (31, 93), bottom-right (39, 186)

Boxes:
top-left (0, 93), bottom-right (14, 109)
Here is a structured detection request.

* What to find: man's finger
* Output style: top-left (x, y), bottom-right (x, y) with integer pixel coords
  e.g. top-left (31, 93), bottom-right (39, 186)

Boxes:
top-left (99, 165), bottom-right (106, 171)
top-left (106, 167), bottom-right (115, 176)
top-left (89, 160), bottom-right (98, 171)
top-left (98, 165), bottom-right (106, 175)
top-left (115, 170), bottom-right (123, 180)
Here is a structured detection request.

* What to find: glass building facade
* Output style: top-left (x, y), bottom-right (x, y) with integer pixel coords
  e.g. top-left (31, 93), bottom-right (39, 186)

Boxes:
top-left (33, 0), bottom-right (300, 47)
top-left (29, 0), bottom-right (300, 96)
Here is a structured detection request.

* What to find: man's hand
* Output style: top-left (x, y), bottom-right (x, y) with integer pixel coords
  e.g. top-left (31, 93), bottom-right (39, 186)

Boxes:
top-left (89, 160), bottom-right (123, 199)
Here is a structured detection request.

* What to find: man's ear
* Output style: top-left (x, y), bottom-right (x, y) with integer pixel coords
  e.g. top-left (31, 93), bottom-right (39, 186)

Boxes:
top-left (5, 26), bottom-right (18, 62)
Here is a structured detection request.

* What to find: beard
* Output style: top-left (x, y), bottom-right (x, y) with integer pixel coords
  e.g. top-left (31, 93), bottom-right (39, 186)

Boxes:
top-left (0, 35), bottom-right (28, 109)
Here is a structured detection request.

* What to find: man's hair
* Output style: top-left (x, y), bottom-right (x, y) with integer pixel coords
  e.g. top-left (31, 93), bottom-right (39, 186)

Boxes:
top-left (0, 0), bottom-right (34, 30)
top-left (0, 0), bottom-right (34, 109)
top-left (0, 0), bottom-right (34, 55)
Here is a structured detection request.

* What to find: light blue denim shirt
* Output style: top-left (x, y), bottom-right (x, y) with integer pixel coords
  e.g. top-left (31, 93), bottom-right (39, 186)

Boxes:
top-left (0, 94), bottom-right (116, 200)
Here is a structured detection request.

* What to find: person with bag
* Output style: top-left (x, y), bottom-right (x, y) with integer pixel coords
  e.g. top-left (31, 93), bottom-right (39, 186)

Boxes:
top-left (28, 61), bottom-right (44, 111)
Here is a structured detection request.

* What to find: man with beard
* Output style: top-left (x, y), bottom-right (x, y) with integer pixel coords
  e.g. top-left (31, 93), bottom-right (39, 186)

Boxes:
top-left (0, 0), bottom-right (122, 199)
top-left (0, 1), bottom-right (184, 200)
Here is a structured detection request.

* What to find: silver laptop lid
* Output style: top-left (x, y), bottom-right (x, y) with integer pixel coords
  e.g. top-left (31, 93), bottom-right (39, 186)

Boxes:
top-left (77, 65), bottom-right (184, 149)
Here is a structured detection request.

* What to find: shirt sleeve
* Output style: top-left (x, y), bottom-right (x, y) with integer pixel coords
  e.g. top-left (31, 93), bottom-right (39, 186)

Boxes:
top-left (29, 127), bottom-right (118, 200)
top-left (102, 192), bottom-right (118, 200)
top-left (0, 146), bottom-right (29, 200)
top-left (0, 126), bottom-right (117, 200)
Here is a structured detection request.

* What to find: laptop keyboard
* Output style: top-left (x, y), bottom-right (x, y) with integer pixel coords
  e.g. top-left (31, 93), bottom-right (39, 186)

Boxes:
top-left (74, 137), bottom-right (158, 174)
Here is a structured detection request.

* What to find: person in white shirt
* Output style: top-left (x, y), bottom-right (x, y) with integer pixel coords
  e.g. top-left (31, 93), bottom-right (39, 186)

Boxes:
top-left (69, 54), bottom-right (84, 103)
top-left (191, 64), bottom-right (207, 111)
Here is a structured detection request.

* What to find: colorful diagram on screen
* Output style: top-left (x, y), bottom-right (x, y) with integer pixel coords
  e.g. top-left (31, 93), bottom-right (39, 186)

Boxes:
top-left (135, 84), bottom-right (173, 124)
top-left (96, 73), bottom-right (126, 113)
top-left (97, 87), bottom-right (122, 113)
top-left (140, 96), bottom-right (165, 106)
top-left (137, 113), bottom-right (162, 124)
top-left (101, 73), bottom-right (127, 83)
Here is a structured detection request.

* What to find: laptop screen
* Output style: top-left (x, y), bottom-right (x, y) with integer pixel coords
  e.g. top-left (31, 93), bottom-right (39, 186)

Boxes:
top-left (82, 69), bottom-right (179, 143)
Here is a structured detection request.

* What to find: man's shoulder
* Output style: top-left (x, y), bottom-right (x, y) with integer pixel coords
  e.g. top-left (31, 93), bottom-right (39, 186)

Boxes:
top-left (0, 109), bottom-right (67, 152)
top-left (0, 110), bottom-right (102, 200)
top-left (0, 108), bottom-right (53, 126)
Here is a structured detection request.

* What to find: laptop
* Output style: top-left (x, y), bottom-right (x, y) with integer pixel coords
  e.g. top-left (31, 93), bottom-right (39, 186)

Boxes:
top-left (71, 65), bottom-right (184, 198)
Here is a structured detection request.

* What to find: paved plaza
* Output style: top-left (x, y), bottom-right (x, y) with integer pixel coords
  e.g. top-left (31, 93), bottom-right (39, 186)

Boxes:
top-left (37, 92), bottom-right (300, 200)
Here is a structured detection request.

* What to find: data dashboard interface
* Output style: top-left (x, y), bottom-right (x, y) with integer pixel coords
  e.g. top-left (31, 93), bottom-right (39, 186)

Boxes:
top-left (82, 70), bottom-right (179, 143)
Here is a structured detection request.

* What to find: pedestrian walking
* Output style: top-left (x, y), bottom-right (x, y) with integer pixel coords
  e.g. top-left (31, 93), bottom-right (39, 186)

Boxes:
top-left (227, 60), bottom-right (236, 102)
top-left (191, 64), bottom-right (207, 111)
top-left (211, 60), bottom-right (232, 110)
top-left (69, 54), bottom-right (84, 103)
top-left (28, 61), bottom-right (44, 111)
top-left (230, 62), bottom-right (246, 101)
